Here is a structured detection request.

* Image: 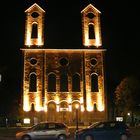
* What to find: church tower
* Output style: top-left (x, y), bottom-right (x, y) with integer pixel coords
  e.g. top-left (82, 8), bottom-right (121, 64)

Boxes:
top-left (24, 3), bottom-right (45, 46)
top-left (21, 3), bottom-right (107, 125)
top-left (22, 3), bottom-right (46, 114)
top-left (80, 4), bottom-right (107, 119)
top-left (81, 4), bottom-right (102, 47)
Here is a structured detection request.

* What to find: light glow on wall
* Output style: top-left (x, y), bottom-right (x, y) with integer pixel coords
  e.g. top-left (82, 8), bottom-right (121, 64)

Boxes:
top-left (97, 90), bottom-right (104, 111)
top-left (84, 28), bottom-right (101, 47)
top-left (87, 94), bottom-right (93, 111)
top-left (69, 104), bottom-right (72, 112)
top-left (23, 95), bottom-right (30, 112)
top-left (23, 118), bottom-right (30, 124)
top-left (56, 104), bottom-right (59, 112)
top-left (95, 29), bottom-right (101, 47)
top-left (44, 105), bottom-right (47, 112)
top-left (55, 96), bottom-right (59, 104)
top-left (84, 33), bottom-right (89, 46)
top-left (26, 31), bottom-right (31, 46)
top-left (38, 33), bottom-right (43, 45)
top-left (80, 97), bottom-right (83, 104)
top-left (68, 97), bottom-right (72, 103)
top-left (81, 105), bottom-right (85, 112)
top-left (35, 95), bottom-right (41, 111)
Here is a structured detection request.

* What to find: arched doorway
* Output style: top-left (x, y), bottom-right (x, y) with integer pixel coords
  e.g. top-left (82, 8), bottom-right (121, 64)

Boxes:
top-left (59, 102), bottom-right (69, 123)
top-left (47, 102), bottom-right (56, 121)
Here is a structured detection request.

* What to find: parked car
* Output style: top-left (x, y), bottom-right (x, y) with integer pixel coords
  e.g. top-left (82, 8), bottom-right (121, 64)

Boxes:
top-left (75, 121), bottom-right (132, 140)
top-left (16, 121), bottom-right (70, 140)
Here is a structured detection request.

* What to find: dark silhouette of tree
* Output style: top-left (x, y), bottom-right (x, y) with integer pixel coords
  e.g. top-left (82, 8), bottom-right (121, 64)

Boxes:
top-left (114, 76), bottom-right (140, 123)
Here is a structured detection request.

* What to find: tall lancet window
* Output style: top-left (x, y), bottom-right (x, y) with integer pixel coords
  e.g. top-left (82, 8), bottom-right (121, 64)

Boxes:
top-left (88, 24), bottom-right (95, 39)
top-left (60, 74), bottom-right (68, 92)
top-left (29, 73), bottom-right (37, 92)
top-left (48, 73), bottom-right (56, 92)
top-left (72, 73), bottom-right (80, 92)
top-left (31, 23), bottom-right (38, 38)
top-left (91, 73), bottom-right (98, 92)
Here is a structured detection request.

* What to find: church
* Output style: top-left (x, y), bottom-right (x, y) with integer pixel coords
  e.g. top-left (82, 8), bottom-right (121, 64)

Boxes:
top-left (21, 2), bottom-right (107, 125)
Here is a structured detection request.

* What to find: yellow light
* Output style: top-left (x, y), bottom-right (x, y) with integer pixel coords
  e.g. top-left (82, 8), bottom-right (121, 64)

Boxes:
top-left (38, 33), bottom-right (42, 45)
top-left (75, 104), bottom-right (79, 109)
top-left (97, 90), bottom-right (104, 112)
top-left (127, 112), bottom-right (130, 116)
top-left (35, 95), bottom-right (41, 112)
top-left (81, 105), bottom-right (85, 112)
top-left (87, 94), bottom-right (93, 111)
top-left (26, 23), bottom-right (31, 45)
top-left (44, 105), bottom-right (47, 112)
top-left (85, 32), bottom-right (89, 46)
top-left (87, 106), bottom-right (93, 112)
top-left (68, 97), bottom-right (72, 103)
top-left (23, 118), bottom-right (30, 124)
top-left (55, 96), bottom-right (59, 104)
top-left (56, 104), bottom-right (59, 112)
top-left (26, 34), bottom-right (31, 46)
top-left (95, 32), bottom-right (101, 47)
top-left (80, 97), bottom-right (83, 104)
top-left (23, 95), bottom-right (30, 112)
top-left (69, 104), bottom-right (72, 112)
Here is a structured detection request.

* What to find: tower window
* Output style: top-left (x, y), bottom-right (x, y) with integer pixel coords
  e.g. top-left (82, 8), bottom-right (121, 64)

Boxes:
top-left (86, 12), bottom-right (95, 19)
top-left (72, 73), bottom-right (80, 92)
top-left (48, 73), bottom-right (56, 92)
top-left (29, 73), bottom-right (37, 92)
top-left (88, 24), bottom-right (95, 39)
top-left (31, 12), bottom-right (39, 18)
top-left (59, 58), bottom-right (69, 66)
top-left (60, 74), bottom-right (68, 92)
top-left (91, 73), bottom-right (98, 92)
top-left (90, 58), bottom-right (97, 66)
top-left (30, 58), bottom-right (37, 65)
top-left (31, 23), bottom-right (38, 38)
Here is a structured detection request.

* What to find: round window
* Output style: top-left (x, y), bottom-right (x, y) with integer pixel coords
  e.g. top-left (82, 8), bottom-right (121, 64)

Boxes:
top-left (30, 58), bottom-right (37, 65)
top-left (86, 12), bottom-right (95, 19)
top-left (90, 58), bottom-right (97, 66)
top-left (59, 58), bottom-right (68, 66)
top-left (31, 12), bottom-right (39, 18)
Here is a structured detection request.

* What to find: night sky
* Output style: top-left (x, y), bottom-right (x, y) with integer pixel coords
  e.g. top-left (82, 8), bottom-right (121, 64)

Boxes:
top-left (0, 0), bottom-right (139, 115)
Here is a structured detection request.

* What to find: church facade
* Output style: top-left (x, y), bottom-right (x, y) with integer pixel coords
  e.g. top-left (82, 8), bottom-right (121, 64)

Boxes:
top-left (21, 3), bottom-right (107, 125)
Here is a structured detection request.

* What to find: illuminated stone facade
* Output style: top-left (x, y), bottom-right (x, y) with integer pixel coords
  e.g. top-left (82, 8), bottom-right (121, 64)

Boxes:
top-left (21, 3), bottom-right (107, 125)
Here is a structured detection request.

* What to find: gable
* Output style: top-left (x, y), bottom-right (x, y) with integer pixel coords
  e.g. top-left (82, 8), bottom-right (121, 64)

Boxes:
top-left (25, 3), bottom-right (45, 13)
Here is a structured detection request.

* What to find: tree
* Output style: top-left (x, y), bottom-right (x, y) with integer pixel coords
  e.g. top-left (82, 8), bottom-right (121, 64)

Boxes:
top-left (114, 76), bottom-right (140, 123)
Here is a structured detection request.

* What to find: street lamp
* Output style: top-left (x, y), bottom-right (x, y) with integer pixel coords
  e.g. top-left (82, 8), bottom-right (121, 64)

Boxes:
top-left (75, 104), bottom-right (79, 131)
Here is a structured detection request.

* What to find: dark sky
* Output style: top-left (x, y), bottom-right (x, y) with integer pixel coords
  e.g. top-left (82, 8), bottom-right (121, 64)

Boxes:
top-left (0, 0), bottom-right (140, 115)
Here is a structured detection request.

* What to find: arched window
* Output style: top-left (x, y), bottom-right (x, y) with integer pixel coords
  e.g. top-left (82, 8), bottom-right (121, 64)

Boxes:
top-left (29, 73), bottom-right (37, 92)
top-left (91, 73), bottom-right (98, 92)
top-left (31, 23), bottom-right (38, 38)
top-left (88, 24), bottom-right (95, 39)
top-left (48, 73), bottom-right (56, 92)
top-left (60, 74), bottom-right (68, 92)
top-left (72, 73), bottom-right (80, 92)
